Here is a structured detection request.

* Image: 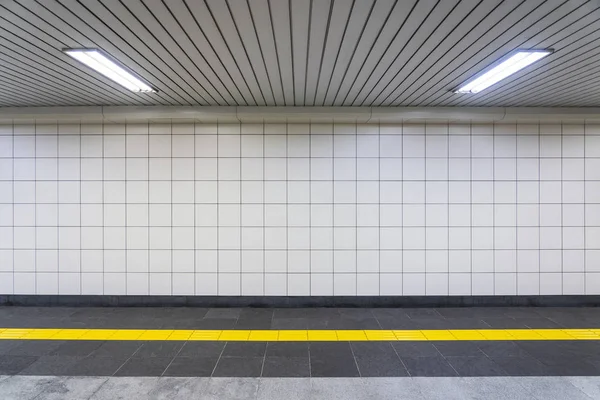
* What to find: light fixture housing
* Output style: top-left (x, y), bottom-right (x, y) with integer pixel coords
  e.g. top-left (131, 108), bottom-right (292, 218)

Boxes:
top-left (64, 48), bottom-right (156, 93)
top-left (454, 49), bottom-right (552, 94)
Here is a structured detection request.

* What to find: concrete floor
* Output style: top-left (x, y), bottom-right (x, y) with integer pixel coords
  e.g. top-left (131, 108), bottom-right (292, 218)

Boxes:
top-left (2, 306), bottom-right (600, 398)
top-left (1, 376), bottom-right (600, 400)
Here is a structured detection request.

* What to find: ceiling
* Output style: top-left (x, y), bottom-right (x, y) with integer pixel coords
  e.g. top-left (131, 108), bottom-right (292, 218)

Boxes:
top-left (0, 0), bottom-right (599, 108)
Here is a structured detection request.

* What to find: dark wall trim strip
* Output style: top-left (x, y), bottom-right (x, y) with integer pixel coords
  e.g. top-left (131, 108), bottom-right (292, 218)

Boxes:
top-left (1, 295), bottom-right (600, 307)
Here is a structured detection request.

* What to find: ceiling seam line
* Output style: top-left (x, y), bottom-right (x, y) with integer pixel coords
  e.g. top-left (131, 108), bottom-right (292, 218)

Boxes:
top-left (375, 0), bottom-right (489, 106)
top-left (413, 0), bottom-right (583, 106)
top-left (338, 0), bottom-right (416, 105)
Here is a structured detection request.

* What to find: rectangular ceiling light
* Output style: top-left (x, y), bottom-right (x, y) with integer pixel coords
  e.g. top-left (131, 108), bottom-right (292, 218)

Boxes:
top-left (64, 48), bottom-right (155, 93)
top-left (455, 50), bottom-right (552, 94)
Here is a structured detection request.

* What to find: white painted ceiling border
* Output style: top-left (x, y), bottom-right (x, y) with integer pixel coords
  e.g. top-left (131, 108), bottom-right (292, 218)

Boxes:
top-left (0, 106), bottom-right (599, 124)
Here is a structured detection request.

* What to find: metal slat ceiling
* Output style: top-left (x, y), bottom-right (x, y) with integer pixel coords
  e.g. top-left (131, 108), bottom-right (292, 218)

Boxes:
top-left (0, 0), bottom-right (598, 107)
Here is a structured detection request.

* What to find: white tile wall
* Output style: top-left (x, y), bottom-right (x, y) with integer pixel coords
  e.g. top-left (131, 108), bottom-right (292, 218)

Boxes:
top-left (0, 121), bottom-right (599, 296)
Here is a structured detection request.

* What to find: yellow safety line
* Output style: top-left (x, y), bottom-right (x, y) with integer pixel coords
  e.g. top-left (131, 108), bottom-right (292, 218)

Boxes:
top-left (0, 328), bottom-right (599, 341)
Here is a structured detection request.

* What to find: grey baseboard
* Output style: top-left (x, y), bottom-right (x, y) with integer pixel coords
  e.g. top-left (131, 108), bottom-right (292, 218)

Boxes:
top-left (1, 295), bottom-right (600, 307)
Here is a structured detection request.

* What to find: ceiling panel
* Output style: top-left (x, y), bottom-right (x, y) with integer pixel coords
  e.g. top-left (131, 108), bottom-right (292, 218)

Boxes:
top-left (0, 0), bottom-right (598, 107)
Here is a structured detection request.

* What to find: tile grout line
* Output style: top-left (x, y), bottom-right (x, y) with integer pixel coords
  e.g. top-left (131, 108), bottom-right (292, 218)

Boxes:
top-left (210, 340), bottom-right (228, 377)
top-left (539, 124), bottom-right (543, 295)
top-left (238, 124), bottom-right (242, 296)
top-left (11, 122), bottom-right (14, 295)
top-left (216, 125), bottom-right (219, 295)
top-left (470, 122), bottom-right (473, 295)
top-left (309, 124), bottom-right (312, 296)
top-left (125, 127), bottom-right (128, 295)
top-left (515, 123), bottom-right (518, 294)
top-left (424, 122), bottom-right (427, 295)
top-left (583, 122), bottom-right (586, 294)
top-left (160, 339), bottom-right (186, 377)
top-left (447, 124), bottom-right (450, 295)
top-left (170, 125), bottom-right (173, 295)
top-left (78, 123), bottom-right (83, 295)
top-left (285, 123), bottom-right (288, 295)
top-left (348, 340), bottom-right (362, 377)
top-left (378, 122), bottom-right (381, 295)
top-left (332, 125), bottom-right (335, 296)
top-left (493, 122), bottom-right (496, 295)
top-left (147, 122), bottom-right (150, 295)
top-left (194, 123), bottom-right (197, 295)
top-left (356, 123), bottom-right (360, 295)
top-left (561, 123), bottom-right (564, 296)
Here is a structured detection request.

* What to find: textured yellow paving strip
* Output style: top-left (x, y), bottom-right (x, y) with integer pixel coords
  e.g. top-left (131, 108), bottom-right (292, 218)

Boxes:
top-left (0, 328), bottom-right (600, 341)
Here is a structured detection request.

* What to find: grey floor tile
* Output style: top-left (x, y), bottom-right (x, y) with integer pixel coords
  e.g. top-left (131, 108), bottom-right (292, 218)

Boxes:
top-left (446, 356), bottom-right (507, 377)
top-left (481, 317), bottom-right (529, 329)
top-left (212, 357), bottom-right (264, 378)
top-left (444, 318), bottom-right (492, 329)
top-left (239, 309), bottom-right (273, 319)
top-left (432, 341), bottom-right (484, 357)
top-left (147, 377), bottom-right (209, 400)
top-left (327, 317), bottom-right (381, 330)
top-left (518, 377), bottom-right (594, 400)
top-left (178, 342), bottom-right (225, 358)
top-left (391, 342), bottom-right (441, 357)
top-left (202, 377), bottom-right (259, 400)
top-left (114, 357), bottom-right (172, 377)
top-left (309, 378), bottom-right (368, 400)
top-left (204, 309), bottom-right (241, 319)
top-left (256, 378), bottom-right (310, 400)
top-left (376, 317), bottom-right (419, 330)
top-left (261, 357), bottom-right (310, 377)
top-left (411, 319), bottom-right (455, 330)
top-left (339, 309), bottom-right (375, 318)
top-left (350, 342), bottom-right (396, 358)
top-left (458, 377), bottom-right (539, 400)
top-left (65, 356), bottom-right (128, 377)
top-left (33, 377), bottom-right (108, 400)
top-left (489, 356), bottom-right (553, 376)
top-left (89, 377), bottom-right (160, 400)
top-left (411, 377), bottom-right (469, 400)
top-left (235, 319), bottom-right (273, 329)
top-left (272, 308), bottom-right (309, 319)
top-left (535, 354), bottom-right (600, 376)
top-left (49, 341), bottom-right (104, 357)
top-left (517, 317), bottom-right (562, 328)
top-left (194, 319), bottom-right (237, 329)
top-left (310, 355), bottom-right (360, 377)
top-left (162, 357), bottom-right (218, 377)
top-left (6, 341), bottom-right (64, 357)
top-left (265, 342), bottom-right (309, 358)
top-left (401, 356), bottom-right (458, 377)
top-left (0, 341), bottom-right (19, 356)
top-left (477, 341), bottom-right (530, 358)
top-left (362, 378), bottom-right (425, 400)
top-left (133, 342), bottom-right (184, 358)
top-left (271, 319), bottom-right (309, 330)
top-left (310, 342), bottom-right (354, 358)
top-left (158, 318), bottom-right (206, 330)
top-left (355, 356), bottom-right (408, 377)
top-left (371, 308), bottom-right (411, 319)
top-left (90, 342), bottom-right (143, 358)
top-left (222, 342), bottom-right (267, 357)
top-left (18, 355), bottom-right (83, 376)
top-left (0, 355), bottom-right (39, 375)
top-left (568, 377), bottom-right (600, 399)
top-left (0, 375), bottom-right (60, 400)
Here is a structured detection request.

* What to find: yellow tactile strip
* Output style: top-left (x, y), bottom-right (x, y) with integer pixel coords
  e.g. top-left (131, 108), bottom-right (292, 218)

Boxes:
top-left (0, 328), bottom-right (600, 341)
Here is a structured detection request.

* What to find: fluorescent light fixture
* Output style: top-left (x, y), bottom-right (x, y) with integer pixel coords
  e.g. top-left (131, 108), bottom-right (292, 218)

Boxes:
top-left (64, 48), bottom-right (155, 93)
top-left (455, 50), bottom-right (552, 94)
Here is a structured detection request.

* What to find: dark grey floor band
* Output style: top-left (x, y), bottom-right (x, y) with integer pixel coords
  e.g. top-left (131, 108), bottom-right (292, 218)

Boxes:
top-left (2, 295), bottom-right (600, 307)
